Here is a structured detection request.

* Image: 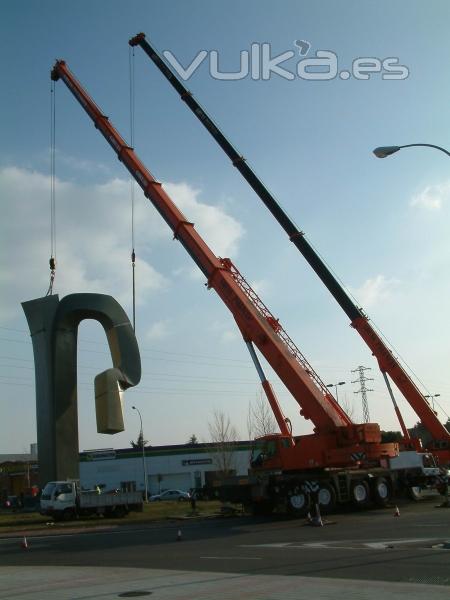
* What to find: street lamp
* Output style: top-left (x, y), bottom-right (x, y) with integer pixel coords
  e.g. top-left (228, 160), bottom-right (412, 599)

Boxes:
top-left (373, 144), bottom-right (450, 159)
top-left (326, 381), bottom-right (346, 404)
top-left (425, 393), bottom-right (440, 410)
top-left (132, 405), bottom-right (148, 502)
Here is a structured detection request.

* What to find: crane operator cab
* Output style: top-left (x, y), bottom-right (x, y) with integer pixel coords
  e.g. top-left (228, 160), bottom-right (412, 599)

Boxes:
top-left (250, 434), bottom-right (292, 471)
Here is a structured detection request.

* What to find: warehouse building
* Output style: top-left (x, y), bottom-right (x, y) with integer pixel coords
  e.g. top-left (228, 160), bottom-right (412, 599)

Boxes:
top-left (79, 441), bottom-right (252, 495)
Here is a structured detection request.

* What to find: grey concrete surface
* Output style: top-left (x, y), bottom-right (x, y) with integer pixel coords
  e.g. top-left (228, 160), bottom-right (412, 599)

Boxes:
top-left (1, 565), bottom-right (449, 600)
top-left (0, 501), bottom-right (449, 598)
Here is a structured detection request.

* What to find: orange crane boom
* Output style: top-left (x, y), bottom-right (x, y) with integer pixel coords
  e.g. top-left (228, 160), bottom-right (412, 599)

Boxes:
top-left (50, 59), bottom-right (395, 469)
top-left (129, 33), bottom-right (450, 463)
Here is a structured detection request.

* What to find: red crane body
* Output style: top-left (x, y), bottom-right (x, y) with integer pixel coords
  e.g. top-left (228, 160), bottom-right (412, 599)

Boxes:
top-left (51, 59), bottom-right (397, 471)
top-left (128, 33), bottom-right (450, 466)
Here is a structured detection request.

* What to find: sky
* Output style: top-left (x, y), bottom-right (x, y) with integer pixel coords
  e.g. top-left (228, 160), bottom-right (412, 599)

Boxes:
top-left (1, 0), bottom-right (450, 454)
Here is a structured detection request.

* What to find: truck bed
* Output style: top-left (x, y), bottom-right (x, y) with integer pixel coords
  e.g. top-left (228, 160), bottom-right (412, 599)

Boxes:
top-left (79, 491), bottom-right (143, 508)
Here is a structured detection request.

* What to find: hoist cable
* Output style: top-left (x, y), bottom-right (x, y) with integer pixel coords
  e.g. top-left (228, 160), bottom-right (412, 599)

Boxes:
top-left (129, 46), bottom-right (136, 330)
top-left (46, 81), bottom-right (57, 296)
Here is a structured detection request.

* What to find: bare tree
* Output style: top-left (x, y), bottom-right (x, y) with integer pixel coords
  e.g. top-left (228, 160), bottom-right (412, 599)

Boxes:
top-left (340, 395), bottom-right (355, 420)
top-left (208, 409), bottom-right (239, 476)
top-left (247, 390), bottom-right (278, 439)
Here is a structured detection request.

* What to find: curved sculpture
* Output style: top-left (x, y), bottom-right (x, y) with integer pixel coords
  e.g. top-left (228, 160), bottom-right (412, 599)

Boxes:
top-left (22, 293), bottom-right (141, 485)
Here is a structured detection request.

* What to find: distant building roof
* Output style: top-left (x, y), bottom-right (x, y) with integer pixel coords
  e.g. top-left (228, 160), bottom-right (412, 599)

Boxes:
top-left (0, 454), bottom-right (34, 463)
top-left (80, 440), bottom-right (254, 461)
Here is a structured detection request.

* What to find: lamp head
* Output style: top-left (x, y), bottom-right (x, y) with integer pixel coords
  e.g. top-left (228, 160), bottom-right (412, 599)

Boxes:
top-left (373, 146), bottom-right (401, 158)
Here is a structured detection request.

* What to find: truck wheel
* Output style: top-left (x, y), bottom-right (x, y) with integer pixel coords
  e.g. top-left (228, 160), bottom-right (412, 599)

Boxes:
top-left (62, 509), bottom-right (74, 521)
top-left (318, 483), bottom-right (336, 514)
top-left (350, 480), bottom-right (370, 507)
top-left (372, 477), bottom-right (392, 507)
top-left (408, 486), bottom-right (423, 501)
top-left (287, 492), bottom-right (310, 517)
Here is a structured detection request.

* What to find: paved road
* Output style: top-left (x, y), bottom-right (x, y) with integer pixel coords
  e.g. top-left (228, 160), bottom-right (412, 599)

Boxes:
top-left (0, 500), bottom-right (449, 599)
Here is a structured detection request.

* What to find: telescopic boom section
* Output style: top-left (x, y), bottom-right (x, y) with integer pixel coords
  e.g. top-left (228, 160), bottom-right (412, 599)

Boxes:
top-left (51, 59), bottom-right (351, 435)
top-left (129, 33), bottom-right (450, 450)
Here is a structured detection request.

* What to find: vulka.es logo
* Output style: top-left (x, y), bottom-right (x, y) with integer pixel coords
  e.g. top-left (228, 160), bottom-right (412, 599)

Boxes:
top-left (163, 41), bottom-right (409, 82)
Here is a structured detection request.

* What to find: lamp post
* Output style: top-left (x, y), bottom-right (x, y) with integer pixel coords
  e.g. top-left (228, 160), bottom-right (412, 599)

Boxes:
top-left (326, 381), bottom-right (346, 404)
top-left (132, 405), bottom-right (148, 502)
top-left (425, 393), bottom-right (440, 411)
top-left (373, 144), bottom-right (450, 159)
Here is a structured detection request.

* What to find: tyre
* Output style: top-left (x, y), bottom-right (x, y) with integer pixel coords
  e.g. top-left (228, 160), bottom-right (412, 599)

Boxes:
top-left (317, 483), bottom-right (337, 514)
top-left (350, 480), bottom-right (371, 507)
top-left (113, 505), bottom-right (127, 518)
top-left (372, 477), bottom-right (392, 507)
top-left (408, 486), bottom-right (423, 501)
top-left (62, 508), bottom-right (75, 521)
top-left (287, 492), bottom-right (310, 517)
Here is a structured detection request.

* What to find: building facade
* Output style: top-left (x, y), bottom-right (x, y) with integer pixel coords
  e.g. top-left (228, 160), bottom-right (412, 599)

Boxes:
top-left (0, 453), bottom-right (39, 501)
top-left (80, 441), bottom-right (252, 495)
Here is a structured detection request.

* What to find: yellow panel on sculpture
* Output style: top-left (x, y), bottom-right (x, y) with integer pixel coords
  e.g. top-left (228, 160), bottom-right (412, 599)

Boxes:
top-left (95, 369), bottom-right (125, 434)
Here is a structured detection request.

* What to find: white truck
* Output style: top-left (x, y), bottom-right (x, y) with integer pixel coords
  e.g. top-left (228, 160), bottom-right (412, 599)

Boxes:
top-left (40, 481), bottom-right (143, 521)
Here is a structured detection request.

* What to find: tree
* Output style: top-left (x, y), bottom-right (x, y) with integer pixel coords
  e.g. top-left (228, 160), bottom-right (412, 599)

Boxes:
top-left (381, 430), bottom-right (403, 443)
top-left (247, 391), bottom-right (277, 439)
top-left (408, 421), bottom-right (433, 446)
top-left (208, 409), bottom-right (239, 476)
top-left (340, 396), bottom-right (355, 420)
top-left (130, 431), bottom-right (149, 450)
top-left (187, 434), bottom-right (199, 445)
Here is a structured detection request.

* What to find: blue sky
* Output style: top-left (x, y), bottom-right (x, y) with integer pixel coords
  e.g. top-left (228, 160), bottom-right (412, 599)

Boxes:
top-left (1, 1), bottom-right (450, 453)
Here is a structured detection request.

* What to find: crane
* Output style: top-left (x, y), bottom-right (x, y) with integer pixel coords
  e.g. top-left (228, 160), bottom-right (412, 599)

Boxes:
top-left (51, 59), bottom-right (398, 474)
top-left (129, 32), bottom-right (450, 464)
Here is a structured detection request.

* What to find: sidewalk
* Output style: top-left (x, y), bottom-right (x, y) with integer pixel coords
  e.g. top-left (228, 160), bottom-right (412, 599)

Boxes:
top-left (1, 565), bottom-right (448, 600)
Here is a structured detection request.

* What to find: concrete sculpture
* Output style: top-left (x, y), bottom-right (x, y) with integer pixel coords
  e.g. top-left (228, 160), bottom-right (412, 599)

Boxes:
top-left (22, 294), bottom-right (141, 485)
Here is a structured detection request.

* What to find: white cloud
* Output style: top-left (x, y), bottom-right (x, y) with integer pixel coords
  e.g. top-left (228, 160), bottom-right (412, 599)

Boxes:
top-left (0, 167), bottom-right (166, 323)
top-left (164, 182), bottom-right (245, 257)
top-left (220, 329), bottom-right (239, 343)
top-left (0, 167), bottom-right (245, 325)
top-left (351, 274), bottom-right (400, 308)
top-left (146, 319), bottom-right (171, 341)
top-left (56, 149), bottom-right (112, 176)
top-left (410, 181), bottom-right (450, 210)
top-left (250, 279), bottom-right (270, 297)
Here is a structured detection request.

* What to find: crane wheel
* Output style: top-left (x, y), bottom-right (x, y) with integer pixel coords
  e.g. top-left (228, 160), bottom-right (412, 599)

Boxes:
top-left (350, 480), bottom-right (371, 508)
top-left (287, 491), bottom-right (310, 517)
top-left (372, 477), bottom-right (392, 507)
top-left (408, 486), bottom-right (423, 501)
top-left (318, 483), bottom-right (337, 514)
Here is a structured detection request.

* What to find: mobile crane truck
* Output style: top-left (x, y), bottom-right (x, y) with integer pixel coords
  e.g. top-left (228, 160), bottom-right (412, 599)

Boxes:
top-left (50, 58), bottom-right (442, 516)
top-left (129, 32), bottom-right (450, 468)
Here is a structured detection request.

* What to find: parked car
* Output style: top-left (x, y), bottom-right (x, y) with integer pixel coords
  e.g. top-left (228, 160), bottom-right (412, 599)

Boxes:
top-left (149, 489), bottom-right (190, 502)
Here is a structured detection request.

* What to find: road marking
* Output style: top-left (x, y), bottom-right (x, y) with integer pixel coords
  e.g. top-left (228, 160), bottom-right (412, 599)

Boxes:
top-left (241, 537), bottom-right (438, 551)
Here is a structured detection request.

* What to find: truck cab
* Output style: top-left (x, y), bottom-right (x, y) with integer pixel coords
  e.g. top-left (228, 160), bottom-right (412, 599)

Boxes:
top-left (40, 481), bottom-right (77, 516)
